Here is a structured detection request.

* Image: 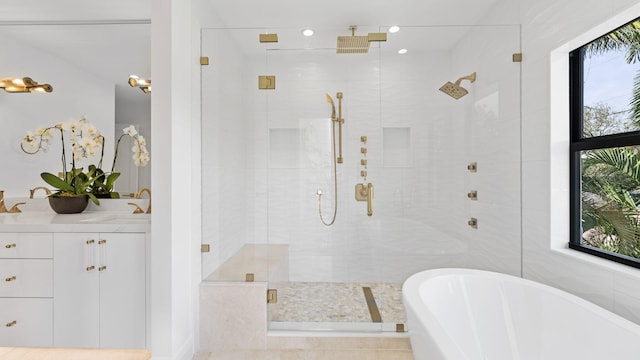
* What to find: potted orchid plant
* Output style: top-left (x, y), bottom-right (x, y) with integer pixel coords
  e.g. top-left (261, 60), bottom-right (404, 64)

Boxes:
top-left (21, 118), bottom-right (150, 213)
top-left (21, 117), bottom-right (103, 213)
top-left (92, 125), bottom-right (150, 198)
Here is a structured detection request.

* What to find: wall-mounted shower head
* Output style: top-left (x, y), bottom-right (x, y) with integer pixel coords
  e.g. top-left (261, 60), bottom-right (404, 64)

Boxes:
top-left (326, 93), bottom-right (336, 119)
top-left (337, 26), bottom-right (370, 54)
top-left (439, 72), bottom-right (477, 100)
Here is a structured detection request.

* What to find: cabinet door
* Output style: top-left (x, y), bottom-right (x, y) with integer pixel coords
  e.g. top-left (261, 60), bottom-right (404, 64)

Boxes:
top-left (98, 233), bottom-right (146, 348)
top-left (53, 233), bottom-right (100, 348)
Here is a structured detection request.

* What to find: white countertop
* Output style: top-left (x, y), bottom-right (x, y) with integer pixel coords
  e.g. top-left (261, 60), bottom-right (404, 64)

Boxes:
top-left (0, 211), bottom-right (151, 232)
top-left (0, 198), bottom-right (151, 233)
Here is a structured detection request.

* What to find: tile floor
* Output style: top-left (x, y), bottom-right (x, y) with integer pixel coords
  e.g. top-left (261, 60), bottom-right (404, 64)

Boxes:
top-left (268, 282), bottom-right (406, 325)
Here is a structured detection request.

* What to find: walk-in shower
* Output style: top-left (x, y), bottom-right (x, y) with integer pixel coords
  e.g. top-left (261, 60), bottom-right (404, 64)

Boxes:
top-left (201, 24), bottom-right (521, 334)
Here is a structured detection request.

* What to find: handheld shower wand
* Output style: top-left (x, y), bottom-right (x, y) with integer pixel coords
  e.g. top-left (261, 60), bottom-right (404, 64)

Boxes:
top-left (318, 92), bottom-right (345, 226)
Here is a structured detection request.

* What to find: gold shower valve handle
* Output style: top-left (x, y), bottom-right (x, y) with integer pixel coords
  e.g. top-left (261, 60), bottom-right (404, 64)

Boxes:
top-left (355, 183), bottom-right (373, 216)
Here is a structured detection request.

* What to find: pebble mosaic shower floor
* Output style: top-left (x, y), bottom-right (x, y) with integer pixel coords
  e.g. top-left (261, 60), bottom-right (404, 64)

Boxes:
top-left (268, 282), bottom-right (406, 325)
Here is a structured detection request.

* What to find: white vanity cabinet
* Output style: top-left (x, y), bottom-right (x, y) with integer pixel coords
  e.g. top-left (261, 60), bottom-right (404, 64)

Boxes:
top-left (53, 232), bottom-right (146, 349)
top-left (0, 233), bottom-right (53, 347)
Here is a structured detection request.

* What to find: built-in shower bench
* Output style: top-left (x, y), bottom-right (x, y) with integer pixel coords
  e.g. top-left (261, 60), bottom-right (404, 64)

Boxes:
top-left (200, 243), bottom-right (289, 350)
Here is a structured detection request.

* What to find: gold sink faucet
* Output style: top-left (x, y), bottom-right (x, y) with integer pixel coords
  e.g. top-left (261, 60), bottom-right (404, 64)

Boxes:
top-left (0, 191), bottom-right (7, 213)
top-left (29, 186), bottom-right (52, 198)
top-left (0, 191), bottom-right (24, 213)
top-left (135, 188), bottom-right (151, 214)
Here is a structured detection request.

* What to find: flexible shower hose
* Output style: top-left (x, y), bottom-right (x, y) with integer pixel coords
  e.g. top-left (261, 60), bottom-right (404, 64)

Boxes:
top-left (318, 120), bottom-right (338, 226)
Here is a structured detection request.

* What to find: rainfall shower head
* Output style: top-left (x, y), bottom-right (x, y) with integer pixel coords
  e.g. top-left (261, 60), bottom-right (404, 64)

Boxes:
top-left (439, 72), bottom-right (477, 99)
top-left (337, 26), bottom-right (370, 54)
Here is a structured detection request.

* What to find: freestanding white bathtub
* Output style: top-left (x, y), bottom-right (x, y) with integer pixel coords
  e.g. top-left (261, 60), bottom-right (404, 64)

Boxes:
top-left (403, 268), bottom-right (640, 360)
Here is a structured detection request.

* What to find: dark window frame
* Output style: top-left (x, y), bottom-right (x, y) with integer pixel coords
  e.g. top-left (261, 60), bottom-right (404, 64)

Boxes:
top-left (569, 31), bottom-right (640, 269)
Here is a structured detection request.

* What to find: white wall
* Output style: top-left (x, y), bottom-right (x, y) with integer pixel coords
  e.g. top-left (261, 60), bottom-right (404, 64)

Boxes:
top-left (0, 36), bottom-right (115, 196)
top-left (521, 0), bottom-right (640, 325)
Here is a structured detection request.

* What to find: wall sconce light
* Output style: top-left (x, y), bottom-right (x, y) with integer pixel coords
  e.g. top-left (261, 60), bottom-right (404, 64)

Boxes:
top-left (0, 77), bottom-right (53, 93)
top-left (128, 75), bottom-right (151, 93)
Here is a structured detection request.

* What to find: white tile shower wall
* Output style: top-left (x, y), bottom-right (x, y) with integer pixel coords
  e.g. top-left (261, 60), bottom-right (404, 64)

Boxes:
top-left (450, 25), bottom-right (523, 276)
top-left (520, 0), bottom-right (640, 325)
top-left (241, 24), bottom-right (522, 282)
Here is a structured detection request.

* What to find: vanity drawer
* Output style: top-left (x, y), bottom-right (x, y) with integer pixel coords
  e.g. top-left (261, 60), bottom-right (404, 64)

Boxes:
top-left (0, 233), bottom-right (53, 259)
top-left (0, 259), bottom-right (53, 297)
top-left (0, 297), bottom-right (53, 347)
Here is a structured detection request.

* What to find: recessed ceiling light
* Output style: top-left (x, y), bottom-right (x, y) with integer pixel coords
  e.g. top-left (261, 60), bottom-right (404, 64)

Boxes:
top-left (398, 49), bottom-right (408, 55)
top-left (302, 29), bottom-right (314, 37)
top-left (389, 26), bottom-right (400, 33)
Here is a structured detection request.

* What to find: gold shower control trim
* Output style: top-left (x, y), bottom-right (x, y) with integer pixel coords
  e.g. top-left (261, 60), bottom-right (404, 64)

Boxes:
top-left (259, 33), bottom-right (279, 43)
top-left (258, 76), bottom-right (276, 89)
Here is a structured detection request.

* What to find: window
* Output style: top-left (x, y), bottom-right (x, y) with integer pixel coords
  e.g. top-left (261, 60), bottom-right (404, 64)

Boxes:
top-left (570, 17), bottom-right (640, 268)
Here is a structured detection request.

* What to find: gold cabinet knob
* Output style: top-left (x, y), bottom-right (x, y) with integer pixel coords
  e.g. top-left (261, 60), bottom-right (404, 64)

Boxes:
top-left (99, 266), bottom-right (107, 272)
top-left (6, 320), bottom-right (17, 327)
top-left (5, 276), bottom-right (16, 282)
top-left (86, 266), bottom-right (95, 272)
top-left (4, 243), bottom-right (16, 249)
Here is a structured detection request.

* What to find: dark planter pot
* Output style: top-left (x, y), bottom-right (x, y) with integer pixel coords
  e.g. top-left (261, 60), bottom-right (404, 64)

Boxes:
top-left (48, 195), bottom-right (89, 214)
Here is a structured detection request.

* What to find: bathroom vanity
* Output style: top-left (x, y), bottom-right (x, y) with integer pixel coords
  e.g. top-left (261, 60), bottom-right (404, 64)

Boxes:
top-left (0, 211), bottom-right (150, 349)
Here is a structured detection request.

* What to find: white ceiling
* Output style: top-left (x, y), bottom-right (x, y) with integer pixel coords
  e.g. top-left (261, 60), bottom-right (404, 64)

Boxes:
top-left (204, 0), bottom-right (502, 29)
top-left (0, 0), bottom-right (504, 92)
